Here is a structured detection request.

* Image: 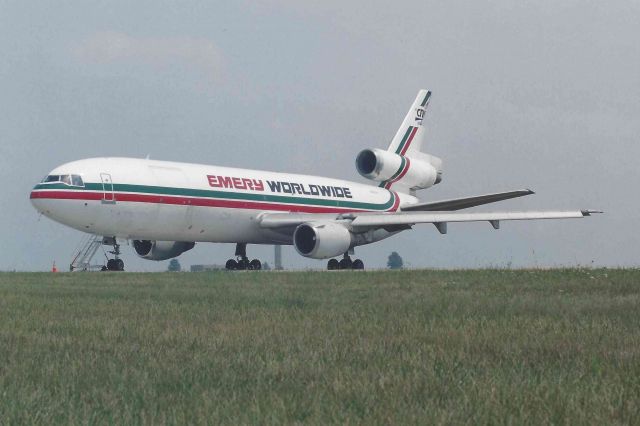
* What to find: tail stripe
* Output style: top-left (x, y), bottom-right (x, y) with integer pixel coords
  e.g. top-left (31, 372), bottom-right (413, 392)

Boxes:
top-left (379, 157), bottom-right (412, 189)
top-left (398, 127), bottom-right (419, 156)
top-left (384, 158), bottom-right (411, 189)
top-left (381, 157), bottom-right (407, 186)
top-left (394, 126), bottom-right (418, 156)
top-left (420, 91), bottom-right (432, 107)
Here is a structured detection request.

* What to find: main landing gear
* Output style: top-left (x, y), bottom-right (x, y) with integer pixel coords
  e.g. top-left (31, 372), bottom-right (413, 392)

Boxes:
top-left (327, 253), bottom-right (364, 270)
top-left (225, 243), bottom-right (262, 271)
top-left (102, 237), bottom-right (125, 271)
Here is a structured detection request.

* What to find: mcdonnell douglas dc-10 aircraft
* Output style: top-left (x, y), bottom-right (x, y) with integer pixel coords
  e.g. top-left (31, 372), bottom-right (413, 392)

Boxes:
top-left (30, 90), bottom-right (598, 271)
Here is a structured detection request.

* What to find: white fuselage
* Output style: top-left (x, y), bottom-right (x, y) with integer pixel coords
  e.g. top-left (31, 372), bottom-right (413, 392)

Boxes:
top-left (30, 158), bottom-right (418, 245)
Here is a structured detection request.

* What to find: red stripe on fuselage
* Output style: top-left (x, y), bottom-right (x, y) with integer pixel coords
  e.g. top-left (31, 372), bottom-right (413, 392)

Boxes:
top-left (30, 190), bottom-right (400, 213)
top-left (390, 191), bottom-right (400, 211)
top-left (31, 190), bottom-right (104, 201)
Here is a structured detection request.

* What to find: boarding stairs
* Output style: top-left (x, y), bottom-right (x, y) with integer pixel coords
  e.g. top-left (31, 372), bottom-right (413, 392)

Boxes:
top-left (69, 234), bottom-right (106, 271)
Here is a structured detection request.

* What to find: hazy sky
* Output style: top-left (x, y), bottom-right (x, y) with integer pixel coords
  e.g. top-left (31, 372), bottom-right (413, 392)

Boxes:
top-left (1, 1), bottom-right (638, 271)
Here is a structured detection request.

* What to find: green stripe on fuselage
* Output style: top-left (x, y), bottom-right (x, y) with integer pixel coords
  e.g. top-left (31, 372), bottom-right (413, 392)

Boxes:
top-left (33, 182), bottom-right (395, 211)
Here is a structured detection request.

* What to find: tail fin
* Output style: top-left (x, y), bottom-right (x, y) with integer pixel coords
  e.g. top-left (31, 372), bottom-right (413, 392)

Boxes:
top-left (386, 89), bottom-right (431, 155)
top-left (378, 90), bottom-right (442, 194)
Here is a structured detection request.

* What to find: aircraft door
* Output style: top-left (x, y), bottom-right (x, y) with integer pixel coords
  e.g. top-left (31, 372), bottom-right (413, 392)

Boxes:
top-left (100, 173), bottom-right (116, 204)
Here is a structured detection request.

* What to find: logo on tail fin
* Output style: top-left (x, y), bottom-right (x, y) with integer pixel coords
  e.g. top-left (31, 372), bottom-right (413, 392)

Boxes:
top-left (414, 91), bottom-right (431, 124)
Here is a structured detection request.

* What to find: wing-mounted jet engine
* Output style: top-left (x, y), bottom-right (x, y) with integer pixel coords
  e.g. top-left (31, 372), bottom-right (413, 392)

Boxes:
top-left (133, 240), bottom-right (195, 261)
top-left (292, 222), bottom-right (366, 270)
top-left (293, 222), bottom-right (352, 259)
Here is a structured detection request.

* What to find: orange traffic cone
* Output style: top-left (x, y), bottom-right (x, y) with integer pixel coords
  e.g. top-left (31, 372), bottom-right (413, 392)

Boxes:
top-left (52, 261), bottom-right (58, 273)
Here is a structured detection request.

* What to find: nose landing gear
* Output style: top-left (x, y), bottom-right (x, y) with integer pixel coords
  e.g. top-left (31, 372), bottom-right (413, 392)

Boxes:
top-left (106, 258), bottom-right (125, 271)
top-left (103, 237), bottom-right (125, 271)
top-left (225, 243), bottom-right (262, 270)
top-left (327, 253), bottom-right (365, 270)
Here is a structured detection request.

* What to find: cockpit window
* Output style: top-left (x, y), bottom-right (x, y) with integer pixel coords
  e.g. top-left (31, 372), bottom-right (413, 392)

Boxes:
top-left (71, 175), bottom-right (84, 186)
top-left (42, 174), bottom-right (84, 187)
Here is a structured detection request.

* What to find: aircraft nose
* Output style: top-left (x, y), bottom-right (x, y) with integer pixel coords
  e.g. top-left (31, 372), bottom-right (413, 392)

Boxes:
top-left (30, 183), bottom-right (54, 215)
top-left (30, 187), bottom-right (45, 212)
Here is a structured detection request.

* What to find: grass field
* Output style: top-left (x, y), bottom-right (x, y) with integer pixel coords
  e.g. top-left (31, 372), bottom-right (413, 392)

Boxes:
top-left (0, 269), bottom-right (639, 424)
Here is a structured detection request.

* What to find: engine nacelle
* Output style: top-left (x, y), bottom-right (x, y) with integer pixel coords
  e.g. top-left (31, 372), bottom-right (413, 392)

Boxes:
top-left (293, 223), bottom-right (352, 259)
top-left (356, 148), bottom-right (442, 189)
top-left (133, 240), bottom-right (195, 261)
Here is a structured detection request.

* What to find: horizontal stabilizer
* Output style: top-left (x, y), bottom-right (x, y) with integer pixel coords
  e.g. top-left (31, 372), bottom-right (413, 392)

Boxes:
top-left (402, 189), bottom-right (535, 212)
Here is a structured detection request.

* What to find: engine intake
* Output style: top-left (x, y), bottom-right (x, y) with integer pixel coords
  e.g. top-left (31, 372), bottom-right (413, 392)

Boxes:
top-left (133, 240), bottom-right (195, 261)
top-left (355, 149), bottom-right (379, 176)
top-left (293, 223), bottom-right (352, 259)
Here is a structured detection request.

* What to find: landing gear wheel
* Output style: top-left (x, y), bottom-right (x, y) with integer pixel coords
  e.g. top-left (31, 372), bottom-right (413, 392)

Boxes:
top-left (352, 259), bottom-right (364, 270)
top-left (327, 259), bottom-right (339, 270)
top-left (236, 258), bottom-right (248, 270)
top-left (103, 237), bottom-right (124, 271)
top-left (227, 244), bottom-right (262, 271)
top-left (339, 258), bottom-right (353, 270)
top-left (250, 259), bottom-right (262, 270)
top-left (106, 258), bottom-right (124, 271)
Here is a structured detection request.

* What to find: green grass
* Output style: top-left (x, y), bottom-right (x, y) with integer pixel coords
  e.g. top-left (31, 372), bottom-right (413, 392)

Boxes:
top-left (0, 269), bottom-right (639, 425)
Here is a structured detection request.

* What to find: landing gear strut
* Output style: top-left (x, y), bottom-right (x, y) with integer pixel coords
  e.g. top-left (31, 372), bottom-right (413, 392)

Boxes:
top-left (103, 237), bottom-right (125, 271)
top-left (327, 253), bottom-right (364, 270)
top-left (225, 243), bottom-right (262, 270)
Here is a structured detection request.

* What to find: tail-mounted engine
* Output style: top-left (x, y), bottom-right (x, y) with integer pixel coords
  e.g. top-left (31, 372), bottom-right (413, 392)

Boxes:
top-left (133, 240), bottom-right (195, 261)
top-left (356, 148), bottom-right (442, 190)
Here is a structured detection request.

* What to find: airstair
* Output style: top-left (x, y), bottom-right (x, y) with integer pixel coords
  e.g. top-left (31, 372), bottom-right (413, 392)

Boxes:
top-left (69, 234), bottom-right (106, 271)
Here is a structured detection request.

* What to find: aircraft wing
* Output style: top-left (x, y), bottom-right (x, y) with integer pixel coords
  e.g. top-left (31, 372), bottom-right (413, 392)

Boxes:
top-left (258, 210), bottom-right (600, 233)
top-left (401, 189), bottom-right (534, 211)
top-left (348, 210), bottom-right (598, 233)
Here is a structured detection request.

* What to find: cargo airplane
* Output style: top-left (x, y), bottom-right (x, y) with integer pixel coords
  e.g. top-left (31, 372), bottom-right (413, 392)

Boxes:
top-left (30, 90), bottom-right (598, 271)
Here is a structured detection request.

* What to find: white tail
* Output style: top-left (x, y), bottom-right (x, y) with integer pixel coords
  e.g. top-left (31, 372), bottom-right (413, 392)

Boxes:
top-left (386, 89), bottom-right (431, 155)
